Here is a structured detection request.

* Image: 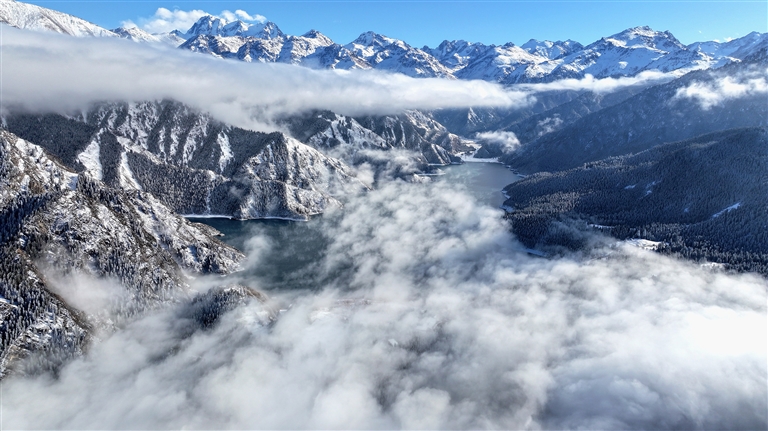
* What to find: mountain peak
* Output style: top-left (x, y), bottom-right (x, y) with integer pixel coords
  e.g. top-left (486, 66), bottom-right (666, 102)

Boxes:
top-left (599, 26), bottom-right (684, 51)
top-left (350, 31), bottom-right (399, 47)
top-left (111, 26), bottom-right (159, 43)
top-left (521, 38), bottom-right (584, 59)
top-left (180, 14), bottom-right (283, 39)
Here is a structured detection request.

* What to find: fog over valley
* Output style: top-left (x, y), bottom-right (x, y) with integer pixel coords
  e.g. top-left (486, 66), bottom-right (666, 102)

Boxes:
top-left (4, 181), bottom-right (767, 429)
top-left (0, 0), bottom-right (766, 429)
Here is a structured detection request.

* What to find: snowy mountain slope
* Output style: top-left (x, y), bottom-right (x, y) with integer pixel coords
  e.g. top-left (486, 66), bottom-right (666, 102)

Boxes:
top-left (277, 30), bottom-right (335, 64)
top-left (521, 39), bottom-right (583, 59)
top-left (4, 100), bottom-right (365, 220)
top-left (473, 85), bottom-right (648, 158)
top-left (502, 58), bottom-right (768, 173)
top-left (0, 129), bottom-right (244, 376)
top-left (109, 26), bottom-right (161, 43)
top-left (0, 0), bottom-right (114, 37)
top-left (178, 29), bottom-right (370, 69)
top-left (282, 110), bottom-right (474, 171)
top-left (541, 26), bottom-right (699, 81)
top-left (110, 26), bottom-right (185, 46)
top-left (343, 31), bottom-right (453, 78)
top-left (688, 31), bottom-right (768, 61)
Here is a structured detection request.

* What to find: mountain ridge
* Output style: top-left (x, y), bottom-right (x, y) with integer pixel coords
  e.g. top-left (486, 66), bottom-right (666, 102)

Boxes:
top-left (1, 0), bottom-right (764, 83)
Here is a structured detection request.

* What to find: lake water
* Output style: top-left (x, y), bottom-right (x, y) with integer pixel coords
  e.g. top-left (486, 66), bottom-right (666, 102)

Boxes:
top-left (189, 161), bottom-right (518, 290)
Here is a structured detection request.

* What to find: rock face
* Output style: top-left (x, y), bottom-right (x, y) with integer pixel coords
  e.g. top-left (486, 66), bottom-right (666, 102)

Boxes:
top-left (284, 110), bottom-right (473, 163)
top-left (4, 100), bottom-right (365, 220)
top-left (0, 130), bottom-right (245, 377)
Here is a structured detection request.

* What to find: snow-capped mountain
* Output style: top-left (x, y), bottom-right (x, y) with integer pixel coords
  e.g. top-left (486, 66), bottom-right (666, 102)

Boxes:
top-left (688, 31), bottom-right (768, 61)
top-left (0, 129), bottom-right (244, 376)
top-left (501, 57), bottom-right (768, 173)
top-left (343, 31), bottom-right (453, 78)
top-left (2, 0), bottom-right (766, 84)
top-left (110, 25), bottom-right (186, 46)
top-left (3, 101), bottom-right (366, 220)
top-left (172, 17), bottom-right (765, 83)
top-left (0, 0), bottom-right (114, 37)
top-left (283, 110), bottom-right (474, 169)
top-left (173, 14), bottom-right (284, 40)
top-left (520, 39), bottom-right (583, 59)
top-left (109, 25), bottom-right (160, 43)
top-left (543, 26), bottom-right (697, 81)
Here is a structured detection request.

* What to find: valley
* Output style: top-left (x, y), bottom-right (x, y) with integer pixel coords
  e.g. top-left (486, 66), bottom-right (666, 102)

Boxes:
top-left (0, 0), bottom-right (766, 428)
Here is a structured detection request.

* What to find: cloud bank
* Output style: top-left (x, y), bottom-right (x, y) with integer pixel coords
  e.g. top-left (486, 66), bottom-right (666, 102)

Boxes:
top-left (475, 130), bottom-right (521, 152)
top-left (3, 180), bottom-right (766, 430)
top-left (0, 27), bottom-right (530, 132)
top-left (674, 69), bottom-right (768, 109)
top-left (517, 70), bottom-right (676, 94)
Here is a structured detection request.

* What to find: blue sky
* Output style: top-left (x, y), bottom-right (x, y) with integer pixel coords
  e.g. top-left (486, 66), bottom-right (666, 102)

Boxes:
top-left (28, 0), bottom-right (768, 47)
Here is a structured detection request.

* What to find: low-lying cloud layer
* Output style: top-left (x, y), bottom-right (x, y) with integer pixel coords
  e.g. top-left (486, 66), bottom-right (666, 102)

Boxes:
top-left (518, 70), bottom-right (676, 94)
top-left (4, 180), bottom-right (766, 429)
top-left (0, 27), bottom-right (530, 131)
top-left (475, 130), bottom-right (521, 152)
top-left (674, 69), bottom-right (768, 109)
top-left (0, 26), bottom-right (692, 135)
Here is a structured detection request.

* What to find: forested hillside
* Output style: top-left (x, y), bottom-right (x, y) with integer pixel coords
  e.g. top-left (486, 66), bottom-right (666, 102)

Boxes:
top-left (502, 58), bottom-right (768, 173)
top-left (502, 127), bottom-right (768, 273)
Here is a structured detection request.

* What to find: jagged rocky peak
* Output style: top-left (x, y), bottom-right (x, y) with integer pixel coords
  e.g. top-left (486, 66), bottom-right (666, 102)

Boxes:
top-left (346, 30), bottom-right (407, 54)
top-left (688, 31), bottom-right (768, 60)
top-left (302, 29), bottom-right (332, 42)
top-left (278, 30), bottom-right (336, 64)
top-left (184, 15), bottom-right (225, 37)
top-left (110, 26), bottom-right (160, 43)
top-left (3, 100), bottom-right (367, 221)
top-left (178, 14), bottom-right (284, 40)
top-left (521, 38), bottom-right (584, 59)
top-left (425, 39), bottom-right (489, 64)
top-left (599, 25), bottom-right (685, 51)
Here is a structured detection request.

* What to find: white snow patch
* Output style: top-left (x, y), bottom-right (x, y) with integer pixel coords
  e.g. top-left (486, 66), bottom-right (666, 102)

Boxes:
top-left (625, 238), bottom-right (662, 251)
top-left (118, 152), bottom-right (142, 190)
top-left (712, 202), bottom-right (742, 218)
top-left (217, 132), bottom-right (233, 172)
top-left (77, 139), bottom-right (103, 181)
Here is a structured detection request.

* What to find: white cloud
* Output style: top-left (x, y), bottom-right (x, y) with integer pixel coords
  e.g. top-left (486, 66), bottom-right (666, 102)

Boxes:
top-left (3, 180), bottom-right (766, 429)
top-left (674, 70), bottom-right (768, 109)
top-left (536, 115), bottom-right (563, 137)
top-left (235, 10), bottom-right (267, 23)
top-left (517, 70), bottom-right (676, 94)
top-left (475, 130), bottom-right (521, 152)
top-left (0, 27), bottom-right (530, 132)
top-left (136, 7), bottom-right (210, 34)
top-left (132, 7), bottom-right (267, 35)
